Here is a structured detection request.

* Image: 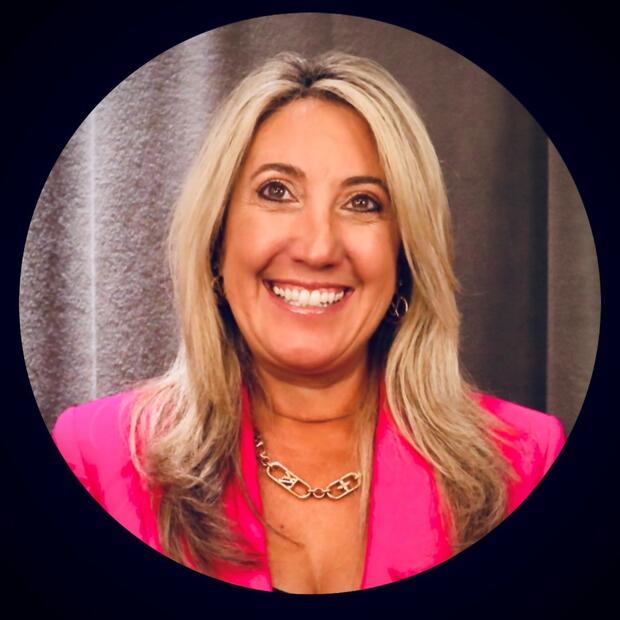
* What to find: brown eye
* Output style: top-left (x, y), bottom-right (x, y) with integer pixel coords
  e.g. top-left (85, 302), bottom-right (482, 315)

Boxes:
top-left (348, 194), bottom-right (382, 212)
top-left (258, 181), bottom-right (293, 201)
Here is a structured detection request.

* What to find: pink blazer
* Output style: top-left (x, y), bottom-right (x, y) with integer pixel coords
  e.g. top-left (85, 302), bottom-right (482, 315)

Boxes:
top-left (52, 386), bottom-right (565, 591)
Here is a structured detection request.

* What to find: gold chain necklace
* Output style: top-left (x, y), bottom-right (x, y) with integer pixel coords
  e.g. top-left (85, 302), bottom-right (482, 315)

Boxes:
top-left (254, 433), bottom-right (361, 500)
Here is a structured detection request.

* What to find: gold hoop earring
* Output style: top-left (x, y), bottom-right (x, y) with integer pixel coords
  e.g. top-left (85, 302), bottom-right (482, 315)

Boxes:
top-left (211, 274), bottom-right (225, 301)
top-left (386, 294), bottom-right (409, 323)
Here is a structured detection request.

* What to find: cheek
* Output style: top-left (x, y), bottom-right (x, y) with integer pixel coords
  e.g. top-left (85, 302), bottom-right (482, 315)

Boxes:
top-left (349, 231), bottom-right (399, 295)
top-left (221, 213), bottom-right (285, 283)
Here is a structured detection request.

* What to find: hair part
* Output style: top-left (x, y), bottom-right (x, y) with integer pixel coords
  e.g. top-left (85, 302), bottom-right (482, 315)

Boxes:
top-left (129, 51), bottom-right (515, 574)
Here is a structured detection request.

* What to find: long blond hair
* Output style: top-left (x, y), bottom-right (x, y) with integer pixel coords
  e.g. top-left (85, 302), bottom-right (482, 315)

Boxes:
top-left (129, 51), bottom-right (514, 574)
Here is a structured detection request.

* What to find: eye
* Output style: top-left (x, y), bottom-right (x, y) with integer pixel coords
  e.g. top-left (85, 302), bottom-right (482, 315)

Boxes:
top-left (346, 193), bottom-right (383, 213)
top-left (258, 180), bottom-right (294, 202)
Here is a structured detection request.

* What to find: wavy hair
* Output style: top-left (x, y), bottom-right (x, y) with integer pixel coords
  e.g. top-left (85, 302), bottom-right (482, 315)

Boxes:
top-left (129, 51), bottom-right (515, 574)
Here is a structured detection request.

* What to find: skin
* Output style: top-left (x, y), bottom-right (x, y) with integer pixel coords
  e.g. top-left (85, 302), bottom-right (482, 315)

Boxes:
top-left (220, 97), bottom-right (400, 593)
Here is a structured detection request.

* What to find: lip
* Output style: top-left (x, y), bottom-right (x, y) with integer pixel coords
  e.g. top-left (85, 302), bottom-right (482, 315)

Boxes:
top-left (265, 278), bottom-right (353, 291)
top-left (262, 279), bottom-right (353, 315)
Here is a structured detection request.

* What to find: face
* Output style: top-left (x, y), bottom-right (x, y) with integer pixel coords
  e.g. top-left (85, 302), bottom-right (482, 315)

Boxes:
top-left (220, 97), bottom-right (400, 380)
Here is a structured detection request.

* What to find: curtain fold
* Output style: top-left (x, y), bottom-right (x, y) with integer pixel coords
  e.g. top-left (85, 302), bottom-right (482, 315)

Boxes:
top-left (546, 142), bottom-right (600, 428)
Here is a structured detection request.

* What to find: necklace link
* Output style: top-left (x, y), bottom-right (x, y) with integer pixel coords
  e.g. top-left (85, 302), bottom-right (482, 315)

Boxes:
top-left (325, 472), bottom-right (362, 499)
top-left (254, 433), bottom-right (361, 500)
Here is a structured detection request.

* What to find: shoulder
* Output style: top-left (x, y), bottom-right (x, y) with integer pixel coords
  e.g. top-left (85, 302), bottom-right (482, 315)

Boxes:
top-left (53, 390), bottom-right (136, 460)
top-left (52, 390), bottom-right (139, 502)
top-left (477, 393), bottom-right (567, 511)
top-left (478, 393), bottom-right (566, 455)
top-left (52, 389), bottom-right (163, 549)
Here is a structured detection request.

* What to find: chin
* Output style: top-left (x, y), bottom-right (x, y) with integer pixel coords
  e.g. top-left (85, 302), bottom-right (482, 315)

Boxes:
top-left (269, 348), bottom-right (348, 376)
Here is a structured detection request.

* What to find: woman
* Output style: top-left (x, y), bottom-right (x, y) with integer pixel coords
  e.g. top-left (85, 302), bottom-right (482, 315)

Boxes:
top-left (52, 51), bottom-right (565, 594)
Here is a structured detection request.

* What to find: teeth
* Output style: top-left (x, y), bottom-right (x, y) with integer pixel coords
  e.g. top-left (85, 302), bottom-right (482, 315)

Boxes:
top-left (270, 283), bottom-right (347, 307)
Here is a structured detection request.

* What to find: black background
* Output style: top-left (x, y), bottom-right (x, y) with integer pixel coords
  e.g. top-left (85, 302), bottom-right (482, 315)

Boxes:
top-left (2, 1), bottom-right (616, 617)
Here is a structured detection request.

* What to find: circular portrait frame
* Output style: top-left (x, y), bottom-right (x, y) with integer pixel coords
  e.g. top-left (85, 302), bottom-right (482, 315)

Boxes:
top-left (7, 4), bottom-right (611, 616)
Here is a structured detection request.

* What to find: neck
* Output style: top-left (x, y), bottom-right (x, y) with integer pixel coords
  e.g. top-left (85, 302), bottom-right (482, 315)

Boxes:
top-left (250, 356), bottom-right (373, 462)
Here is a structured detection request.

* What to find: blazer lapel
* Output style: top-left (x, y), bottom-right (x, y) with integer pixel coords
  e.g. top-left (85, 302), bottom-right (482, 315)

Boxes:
top-left (217, 387), bottom-right (272, 591)
top-left (360, 385), bottom-right (452, 588)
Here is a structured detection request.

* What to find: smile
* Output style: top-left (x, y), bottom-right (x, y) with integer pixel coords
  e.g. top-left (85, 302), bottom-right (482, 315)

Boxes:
top-left (266, 281), bottom-right (350, 308)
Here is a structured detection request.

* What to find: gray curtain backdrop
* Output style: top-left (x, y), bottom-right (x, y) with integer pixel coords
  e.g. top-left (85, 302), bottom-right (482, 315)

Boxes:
top-left (19, 14), bottom-right (600, 435)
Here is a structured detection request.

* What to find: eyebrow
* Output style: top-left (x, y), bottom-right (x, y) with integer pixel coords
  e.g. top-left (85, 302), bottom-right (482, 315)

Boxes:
top-left (251, 162), bottom-right (305, 180)
top-left (251, 163), bottom-right (389, 194)
top-left (342, 175), bottom-right (389, 194)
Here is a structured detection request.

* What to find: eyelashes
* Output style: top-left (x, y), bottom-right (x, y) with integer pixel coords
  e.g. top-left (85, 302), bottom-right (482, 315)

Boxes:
top-left (257, 180), bottom-right (384, 213)
top-left (347, 194), bottom-right (383, 213)
top-left (258, 180), bottom-right (294, 202)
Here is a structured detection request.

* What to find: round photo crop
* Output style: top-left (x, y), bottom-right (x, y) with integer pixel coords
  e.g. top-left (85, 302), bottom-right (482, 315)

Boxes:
top-left (19, 13), bottom-right (599, 595)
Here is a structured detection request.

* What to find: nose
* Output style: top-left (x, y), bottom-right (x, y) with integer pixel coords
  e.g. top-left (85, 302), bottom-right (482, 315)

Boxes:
top-left (289, 202), bottom-right (344, 268)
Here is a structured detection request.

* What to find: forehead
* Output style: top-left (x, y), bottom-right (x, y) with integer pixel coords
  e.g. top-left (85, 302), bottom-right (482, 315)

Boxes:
top-left (242, 97), bottom-right (384, 176)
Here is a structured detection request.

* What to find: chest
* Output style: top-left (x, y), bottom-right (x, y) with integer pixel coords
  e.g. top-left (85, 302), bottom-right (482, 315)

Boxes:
top-left (259, 480), bottom-right (367, 594)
